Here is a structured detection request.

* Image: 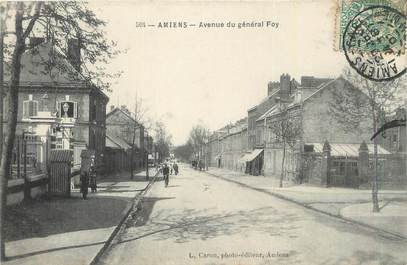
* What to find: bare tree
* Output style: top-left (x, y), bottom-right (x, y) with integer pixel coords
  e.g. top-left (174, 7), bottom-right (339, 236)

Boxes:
top-left (334, 68), bottom-right (406, 212)
top-left (154, 120), bottom-right (172, 162)
top-left (130, 94), bottom-right (150, 179)
top-left (188, 124), bottom-right (210, 162)
top-left (0, 2), bottom-right (120, 259)
top-left (269, 103), bottom-right (302, 188)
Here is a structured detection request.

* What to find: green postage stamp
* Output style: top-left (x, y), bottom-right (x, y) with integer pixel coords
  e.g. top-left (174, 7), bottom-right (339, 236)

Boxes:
top-left (336, 0), bottom-right (406, 81)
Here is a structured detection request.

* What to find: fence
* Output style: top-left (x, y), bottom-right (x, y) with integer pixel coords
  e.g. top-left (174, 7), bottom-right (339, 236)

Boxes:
top-left (10, 134), bottom-right (48, 179)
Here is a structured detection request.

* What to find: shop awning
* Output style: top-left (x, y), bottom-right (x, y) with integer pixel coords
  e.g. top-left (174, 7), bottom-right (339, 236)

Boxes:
top-left (307, 143), bottom-right (391, 157)
top-left (239, 149), bottom-right (263, 163)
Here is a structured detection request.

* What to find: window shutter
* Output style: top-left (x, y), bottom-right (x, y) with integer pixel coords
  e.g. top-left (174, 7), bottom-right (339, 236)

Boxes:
top-left (33, 101), bottom-right (38, 116)
top-left (74, 102), bottom-right (78, 118)
top-left (57, 101), bottom-right (61, 117)
top-left (23, 101), bottom-right (29, 119)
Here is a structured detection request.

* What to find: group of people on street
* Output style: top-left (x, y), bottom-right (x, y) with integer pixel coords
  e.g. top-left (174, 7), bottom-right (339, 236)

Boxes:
top-left (191, 160), bottom-right (204, 171)
top-left (80, 165), bottom-right (97, 199)
top-left (79, 159), bottom-right (179, 198)
top-left (158, 160), bottom-right (179, 187)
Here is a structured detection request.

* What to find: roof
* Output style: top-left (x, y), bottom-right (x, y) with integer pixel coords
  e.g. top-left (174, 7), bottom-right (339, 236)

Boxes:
top-left (307, 143), bottom-right (391, 157)
top-left (302, 78), bottom-right (339, 103)
top-left (106, 107), bottom-right (141, 126)
top-left (4, 42), bottom-right (87, 86)
top-left (257, 104), bottom-right (279, 121)
top-left (259, 77), bottom-right (344, 120)
top-left (49, 150), bottom-right (73, 162)
top-left (106, 133), bottom-right (132, 150)
top-left (3, 42), bottom-right (109, 101)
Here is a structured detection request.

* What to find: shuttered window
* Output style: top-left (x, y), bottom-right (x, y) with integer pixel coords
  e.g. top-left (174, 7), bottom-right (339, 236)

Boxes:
top-left (22, 100), bottom-right (38, 119)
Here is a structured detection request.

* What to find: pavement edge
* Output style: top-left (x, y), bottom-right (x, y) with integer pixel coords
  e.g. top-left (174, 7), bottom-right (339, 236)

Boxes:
top-left (89, 172), bottom-right (159, 265)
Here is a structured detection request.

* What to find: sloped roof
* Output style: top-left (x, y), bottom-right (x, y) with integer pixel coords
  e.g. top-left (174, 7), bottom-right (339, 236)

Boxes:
top-left (4, 42), bottom-right (88, 87)
top-left (257, 104), bottom-right (279, 121)
top-left (106, 133), bottom-right (131, 150)
top-left (106, 107), bottom-right (139, 125)
top-left (308, 143), bottom-right (391, 157)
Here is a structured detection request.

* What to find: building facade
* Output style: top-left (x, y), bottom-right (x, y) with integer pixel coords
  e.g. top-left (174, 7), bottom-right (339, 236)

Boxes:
top-left (3, 40), bottom-right (108, 172)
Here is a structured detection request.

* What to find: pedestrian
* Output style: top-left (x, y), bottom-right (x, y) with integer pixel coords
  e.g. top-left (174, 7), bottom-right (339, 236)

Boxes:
top-left (162, 163), bottom-right (170, 187)
top-left (89, 165), bottom-right (97, 192)
top-left (80, 170), bottom-right (89, 199)
top-left (198, 160), bottom-right (203, 171)
top-left (173, 162), bottom-right (179, 175)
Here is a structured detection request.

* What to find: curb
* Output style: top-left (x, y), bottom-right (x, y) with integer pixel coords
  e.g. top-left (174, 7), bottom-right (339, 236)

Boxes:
top-left (89, 171), bottom-right (159, 265)
top-left (204, 171), bottom-right (407, 241)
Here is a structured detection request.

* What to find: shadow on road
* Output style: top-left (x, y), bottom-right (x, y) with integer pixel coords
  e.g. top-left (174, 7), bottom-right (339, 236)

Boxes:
top-left (118, 200), bottom-right (302, 244)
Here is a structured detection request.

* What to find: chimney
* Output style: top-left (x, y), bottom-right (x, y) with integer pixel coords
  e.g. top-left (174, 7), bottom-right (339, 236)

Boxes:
top-left (110, 105), bottom-right (115, 112)
top-left (67, 39), bottom-right (81, 73)
top-left (279, 73), bottom-right (291, 99)
top-left (30, 37), bottom-right (45, 47)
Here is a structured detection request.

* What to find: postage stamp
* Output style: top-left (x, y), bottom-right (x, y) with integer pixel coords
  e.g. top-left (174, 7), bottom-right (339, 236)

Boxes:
top-left (341, 4), bottom-right (406, 81)
top-left (335, 0), bottom-right (406, 51)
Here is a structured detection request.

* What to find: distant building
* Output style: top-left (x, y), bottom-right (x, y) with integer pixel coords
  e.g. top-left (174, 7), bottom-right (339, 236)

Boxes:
top-left (105, 106), bottom-right (147, 171)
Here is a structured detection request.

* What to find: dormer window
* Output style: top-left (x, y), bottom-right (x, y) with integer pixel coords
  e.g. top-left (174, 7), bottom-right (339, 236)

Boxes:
top-left (23, 94), bottom-right (38, 119)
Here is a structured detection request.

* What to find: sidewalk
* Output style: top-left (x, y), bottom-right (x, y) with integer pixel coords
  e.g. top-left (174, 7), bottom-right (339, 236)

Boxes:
top-left (4, 169), bottom-right (157, 265)
top-left (205, 167), bottom-right (407, 239)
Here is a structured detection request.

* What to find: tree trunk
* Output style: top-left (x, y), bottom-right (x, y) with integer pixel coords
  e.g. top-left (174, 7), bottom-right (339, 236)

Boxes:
top-left (130, 125), bottom-right (137, 179)
top-left (280, 141), bottom-right (286, 188)
top-left (0, 6), bottom-right (25, 259)
top-left (372, 109), bottom-right (380, 212)
top-left (0, 25), bottom-right (4, 166)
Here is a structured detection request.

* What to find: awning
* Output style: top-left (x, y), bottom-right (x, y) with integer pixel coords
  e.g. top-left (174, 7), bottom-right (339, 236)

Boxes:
top-left (239, 149), bottom-right (263, 163)
top-left (307, 143), bottom-right (391, 157)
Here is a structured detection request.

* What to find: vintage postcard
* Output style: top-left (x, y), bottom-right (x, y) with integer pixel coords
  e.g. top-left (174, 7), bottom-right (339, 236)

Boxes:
top-left (0, 0), bottom-right (406, 265)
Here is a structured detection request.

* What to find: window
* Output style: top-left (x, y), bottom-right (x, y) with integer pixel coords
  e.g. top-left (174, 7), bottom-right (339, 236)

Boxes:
top-left (23, 95), bottom-right (38, 119)
top-left (57, 101), bottom-right (78, 118)
top-left (392, 134), bottom-right (398, 148)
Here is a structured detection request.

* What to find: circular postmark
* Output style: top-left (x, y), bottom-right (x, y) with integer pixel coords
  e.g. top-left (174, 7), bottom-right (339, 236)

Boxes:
top-left (343, 5), bottom-right (406, 81)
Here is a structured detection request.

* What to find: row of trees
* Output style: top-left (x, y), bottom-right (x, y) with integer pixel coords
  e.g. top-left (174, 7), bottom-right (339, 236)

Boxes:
top-left (174, 124), bottom-right (210, 164)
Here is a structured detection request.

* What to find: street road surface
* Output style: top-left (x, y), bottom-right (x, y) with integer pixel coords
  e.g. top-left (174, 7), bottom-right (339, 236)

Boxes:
top-left (99, 165), bottom-right (406, 265)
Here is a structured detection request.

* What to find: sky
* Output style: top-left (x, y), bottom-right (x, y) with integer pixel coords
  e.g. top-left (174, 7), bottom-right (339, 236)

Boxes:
top-left (89, 0), bottom-right (347, 145)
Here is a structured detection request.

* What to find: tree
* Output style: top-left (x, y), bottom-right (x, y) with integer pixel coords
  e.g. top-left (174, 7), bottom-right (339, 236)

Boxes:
top-left (129, 94), bottom-right (150, 179)
top-left (269, 103), bottom-right (302, 188)
top-left (188, 124), bottom-right (210, 163)
top-left (333, 68), bottom-right (406, 212)
top-left (0, 2), bottom-right (119, 259)
top-left (173, 141), bottom-right (194, 162)
top-left (154, 121), bottom-right (172, 162)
